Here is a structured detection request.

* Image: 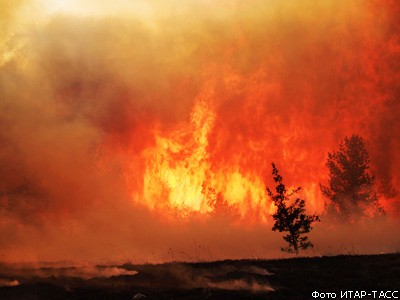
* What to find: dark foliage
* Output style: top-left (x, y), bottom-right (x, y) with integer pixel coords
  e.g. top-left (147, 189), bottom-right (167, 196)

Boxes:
top-left (201, 184), bottom-right (239, 220)
top-left (267, 163), bottom-right (320, 253)
top-left (320, 135), bottom-right (383, 221)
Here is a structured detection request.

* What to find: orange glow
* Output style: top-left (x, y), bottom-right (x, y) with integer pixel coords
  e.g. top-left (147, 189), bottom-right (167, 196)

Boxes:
top-left (0, 0), bottom-right (399, 262)
top-left (142, 88), bottom-right (215, 212)
top-left (128, 76), bottom-right (275, 220)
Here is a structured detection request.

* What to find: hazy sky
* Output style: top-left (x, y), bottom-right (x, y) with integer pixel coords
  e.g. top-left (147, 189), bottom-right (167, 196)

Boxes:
top-left (0, 0), bottom-right (399, 263)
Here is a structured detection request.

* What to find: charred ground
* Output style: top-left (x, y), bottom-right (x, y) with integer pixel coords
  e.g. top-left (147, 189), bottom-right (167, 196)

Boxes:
top-left (0, 253), bottom-right (398, 300)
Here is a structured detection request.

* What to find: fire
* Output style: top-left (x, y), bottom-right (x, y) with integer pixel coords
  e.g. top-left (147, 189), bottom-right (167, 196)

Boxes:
top-left (4, 0), bottom-right (395, 223)
top-left (1, 0), bottom-right (399, 263)
top-left (124, 75), bottom-right (277, 221)
top-left (142, 83), bottom-right (215, 213)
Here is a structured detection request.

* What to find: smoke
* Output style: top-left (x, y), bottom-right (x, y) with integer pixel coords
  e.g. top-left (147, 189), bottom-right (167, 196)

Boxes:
top-left (0, 0), bottom-right (399, 263)
top-left (168, 263), bottom-right (274, 292)
top-left (0, 261), bottom-right (274, 293)
top-left (0, 263), bottom-right (137, 281)
top-left (0, 279), bottom-right (19, 287)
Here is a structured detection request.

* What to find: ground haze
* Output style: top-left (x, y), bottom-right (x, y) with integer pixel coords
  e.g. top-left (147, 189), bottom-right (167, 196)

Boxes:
top-left (0, 253), bottom-right (398, 299)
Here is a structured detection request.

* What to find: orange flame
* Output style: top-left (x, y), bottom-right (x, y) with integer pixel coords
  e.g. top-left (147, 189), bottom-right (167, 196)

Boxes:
top-left (123, 75), bottom-right (279, 221)
top-left (141, 81), bottom-right (216, 213)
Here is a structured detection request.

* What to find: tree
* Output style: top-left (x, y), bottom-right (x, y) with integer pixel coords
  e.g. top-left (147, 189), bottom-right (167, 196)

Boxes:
top-left (320, 134), bottom-right (382, 221)
top-left (267, 163), bottom-right (320, 254)
top-left (201, 184), bottom-right (239, 220)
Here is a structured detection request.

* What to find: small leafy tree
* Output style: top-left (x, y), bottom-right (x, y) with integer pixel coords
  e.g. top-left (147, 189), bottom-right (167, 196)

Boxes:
top-left (320, 135), bottom-right (382, 221)
top-left (267, 163), bottom-right (320, 253)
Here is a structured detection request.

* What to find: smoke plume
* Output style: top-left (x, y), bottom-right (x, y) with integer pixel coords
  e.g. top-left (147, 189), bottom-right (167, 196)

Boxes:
top-left (0, 0), bottom-right (399, 263)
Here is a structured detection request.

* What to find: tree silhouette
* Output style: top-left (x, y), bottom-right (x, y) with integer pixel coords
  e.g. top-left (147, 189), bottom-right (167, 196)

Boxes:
top-left (267, 163), bottom-right (320, 253)
top-left (320, 134), bottom-right (382, 221)
top-left (201, 184), bottom-right (239, 220)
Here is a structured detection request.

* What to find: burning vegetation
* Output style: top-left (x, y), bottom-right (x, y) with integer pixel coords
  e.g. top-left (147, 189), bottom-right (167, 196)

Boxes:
top-left (0, 0), bottom-right (399, 263)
